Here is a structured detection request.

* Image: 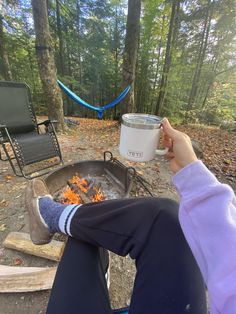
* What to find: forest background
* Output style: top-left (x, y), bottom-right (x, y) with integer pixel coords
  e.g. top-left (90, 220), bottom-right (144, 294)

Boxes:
top-left (0, 2), bottom-right (235, 311)
top-left (0, 0), bottom-right (236, 128)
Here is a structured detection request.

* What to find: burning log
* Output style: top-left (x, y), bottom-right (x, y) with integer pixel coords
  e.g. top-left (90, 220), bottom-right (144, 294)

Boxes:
top-left (67, 181), bottom-right (91, 204)
top-left (55, 173), bottom-right (106, 205)
top-left (61, 185), bottom-right (82, 204)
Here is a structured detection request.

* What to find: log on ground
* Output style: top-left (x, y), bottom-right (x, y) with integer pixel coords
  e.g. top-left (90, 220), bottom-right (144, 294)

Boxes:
top-left (3, 232), bottom-right (65, 261)
top-left (0, 265), bottom-right (57, 292)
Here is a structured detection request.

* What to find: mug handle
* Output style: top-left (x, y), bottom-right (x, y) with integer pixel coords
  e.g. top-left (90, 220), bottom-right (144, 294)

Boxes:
top-left (155, 147), bottom-right (169, 156)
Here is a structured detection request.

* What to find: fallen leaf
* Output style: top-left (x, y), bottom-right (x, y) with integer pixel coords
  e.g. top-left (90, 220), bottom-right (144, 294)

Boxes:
top-left (0, 248), bottom-right (5, 257)
top-left (14, 258), bottom-right (23, 266)
top-left (77, 147), bottom-right (87, 151)
top-left (4, 175), bottom-right (12, 181)
top-left (137, 171), bottom-right (143, 175)
top-left (0, 224), bottom-right (6, 231)
top-left (0, 199), bottom-right (8, 207)
top-left (176, 125), bottom-right (236, 179)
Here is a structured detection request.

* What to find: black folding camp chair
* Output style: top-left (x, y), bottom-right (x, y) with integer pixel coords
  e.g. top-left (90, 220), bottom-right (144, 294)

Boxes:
top-left (0, 81), bottom-right (63, 179)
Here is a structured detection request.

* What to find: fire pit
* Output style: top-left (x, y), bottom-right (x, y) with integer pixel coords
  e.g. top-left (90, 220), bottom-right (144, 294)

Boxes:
top-left (45, 152), bottom-right (136, 201)
top-left (44, 151), bottom-right (153, 309)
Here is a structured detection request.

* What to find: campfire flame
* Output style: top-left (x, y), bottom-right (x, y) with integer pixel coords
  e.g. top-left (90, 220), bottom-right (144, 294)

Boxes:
top-left (62, 188), bottom-right (82, 204)
top-left (62, 174), bottom-right (105, 205)
top-left (91, 186), bottom-right (105, 202)
top-left (70, 176), bottom-right (89, 194)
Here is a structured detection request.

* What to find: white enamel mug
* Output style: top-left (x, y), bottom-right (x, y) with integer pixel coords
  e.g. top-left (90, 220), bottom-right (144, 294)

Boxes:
top-left (119, 113), bottom-right (168, 162)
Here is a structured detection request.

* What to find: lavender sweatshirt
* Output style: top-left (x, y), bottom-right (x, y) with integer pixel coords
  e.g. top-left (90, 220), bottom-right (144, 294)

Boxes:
top-left (172, 160), bottom-right (236, 313)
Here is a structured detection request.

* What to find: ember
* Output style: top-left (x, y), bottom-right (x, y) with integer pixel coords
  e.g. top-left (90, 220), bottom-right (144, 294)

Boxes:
top-left (62, 187), bottom-right (82, 204)
top-left (91, 186), bottom-right (105, 202)
top-left (60, 174), bottom-right (105, 205)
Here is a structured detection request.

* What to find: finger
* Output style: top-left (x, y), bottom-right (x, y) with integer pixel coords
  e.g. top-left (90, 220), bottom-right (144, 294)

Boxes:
top-left (162, 118), bottom-right (178, 140)
top-left (163, 134), bottom-right (173, 148)
top-left (165, 151), bottom-right (175, 159)
top-left (165, 156), bottom-right (172, 161)
top-left (165, 156), bottom-right (174, 161)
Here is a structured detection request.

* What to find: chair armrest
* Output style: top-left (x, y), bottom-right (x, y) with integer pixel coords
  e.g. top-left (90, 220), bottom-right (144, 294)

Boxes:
top-left (0, 125), bottom-right (7, 143)
top-left (37, 120), bottom-right (58, 127)
top-left (37, 120), bottom-right (58, 134)
top-left (37, 120), bottom-right (51, 127)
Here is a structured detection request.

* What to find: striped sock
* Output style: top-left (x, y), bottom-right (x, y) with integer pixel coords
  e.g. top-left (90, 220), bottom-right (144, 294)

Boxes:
top-left (58, 204), bottom-right (82, 236)
top-left (39, 197), bottom-right (81, 234)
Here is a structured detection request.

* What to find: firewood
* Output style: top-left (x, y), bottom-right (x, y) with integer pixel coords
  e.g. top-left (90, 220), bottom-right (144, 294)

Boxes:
top-left (3, 232), bottom-right (65, 261)
top-left (75, 187), bottom-right (92, 203)
top-left (0, 265), bottom-right (56, 292)
top-left (53, 185), bottom-right (68, 202)
top-left (67, 181), bottom-right (91, 204)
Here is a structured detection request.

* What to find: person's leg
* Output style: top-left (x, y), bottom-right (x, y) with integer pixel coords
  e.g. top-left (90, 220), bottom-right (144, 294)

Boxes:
top-left (64, 197), bottom-right (207, 314)
top-left (46, 238), bottom-right (111, 314)
top-left (27, 178), bottom-right (207, 314)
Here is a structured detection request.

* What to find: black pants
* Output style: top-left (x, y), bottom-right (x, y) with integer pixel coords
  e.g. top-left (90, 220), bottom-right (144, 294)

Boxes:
top-left (46, 198), bottom-right (207, 314)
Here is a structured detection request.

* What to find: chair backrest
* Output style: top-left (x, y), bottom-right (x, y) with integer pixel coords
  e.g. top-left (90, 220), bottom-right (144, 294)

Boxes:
top-left (0, 81), bottom-right (37, 134)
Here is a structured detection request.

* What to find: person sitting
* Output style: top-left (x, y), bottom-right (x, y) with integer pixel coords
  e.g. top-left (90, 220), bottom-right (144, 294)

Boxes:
top-left (25, 118), bottom-right (236, 314)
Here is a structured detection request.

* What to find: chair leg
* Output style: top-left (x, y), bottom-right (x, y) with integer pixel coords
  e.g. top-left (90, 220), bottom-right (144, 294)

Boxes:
top-left (48, 125), bottom-right (63, 163)
top-left (1, 142), bottom-right (24, 177)
top-left (0, 144), bottom-right (11, 161)
top-left (2, 141), bottom-right (63, 179)
top-left (2, 132), bottom-right (63, 180)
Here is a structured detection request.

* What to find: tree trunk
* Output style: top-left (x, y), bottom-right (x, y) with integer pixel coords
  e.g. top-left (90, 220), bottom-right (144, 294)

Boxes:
top-left (136, 36), bottom-right (151, 113)
top-left (31, 0), bottom-right (65, 132)
top-left (185, 0), bottom-right (214, 122)
top-left (121, 0), bottom-right (141, 115)
top-left (152, 15), bottom-right (166, 93)
top-left (0, 14), bottom-right (13, 81)
top-left (113, 4), bottom-right (119, 118)
top-left (155, 1), bottom-right (180, 115)
top-left (76, 0), bottom-right (82, 84)
top-left (56, 0), bottom-right (65, 75)
top-left (201, 57), bottom-right (219, 109)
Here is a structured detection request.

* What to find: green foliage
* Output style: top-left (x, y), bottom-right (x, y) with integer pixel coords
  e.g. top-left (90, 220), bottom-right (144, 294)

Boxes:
top-left (1, 0), bottom-right (236, 122)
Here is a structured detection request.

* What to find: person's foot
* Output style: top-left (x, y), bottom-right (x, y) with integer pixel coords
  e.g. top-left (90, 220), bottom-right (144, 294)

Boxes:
top-left (25, 178), bottom-right (53, 245)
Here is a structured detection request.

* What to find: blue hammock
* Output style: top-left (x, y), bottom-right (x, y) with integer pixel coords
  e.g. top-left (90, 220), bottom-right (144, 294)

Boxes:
top-left (58, 80), bottom-right (131, 119)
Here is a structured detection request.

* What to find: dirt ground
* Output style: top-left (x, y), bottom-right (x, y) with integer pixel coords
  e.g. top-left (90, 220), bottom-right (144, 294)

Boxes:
top-left (0, 118), bottom-right (235, 313)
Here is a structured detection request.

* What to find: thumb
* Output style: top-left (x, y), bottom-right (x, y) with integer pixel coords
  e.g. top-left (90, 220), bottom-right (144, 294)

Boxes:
top-left (161, 118), bottom-right (178, 139)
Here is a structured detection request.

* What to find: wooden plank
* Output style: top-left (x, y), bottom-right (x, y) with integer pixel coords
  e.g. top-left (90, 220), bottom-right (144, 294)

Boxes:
top-left (0, 265), bottom-right (57, 292)
top-left (3, 232), bottom-right (65, 261)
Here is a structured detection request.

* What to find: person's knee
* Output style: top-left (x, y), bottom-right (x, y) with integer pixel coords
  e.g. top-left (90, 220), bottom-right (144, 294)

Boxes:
top-left (137, 197), bottom-right (179, 217)
top-left (126, 197), bottom-right (179, 232)
top-left (143, 198), bottom-right (180, 235)
top-left (131, 198), bottom-right (181, 259)
top-left (159, 198), bottom-right (179, 217)
top-left (152, 198), bottom-right (182, 240)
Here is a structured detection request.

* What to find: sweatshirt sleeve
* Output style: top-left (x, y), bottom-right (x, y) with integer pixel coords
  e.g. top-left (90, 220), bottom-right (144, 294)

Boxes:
top-left (172, 160), bottom-right (236, 313)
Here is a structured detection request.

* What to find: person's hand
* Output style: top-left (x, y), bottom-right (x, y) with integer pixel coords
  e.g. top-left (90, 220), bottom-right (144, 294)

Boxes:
top-left (161, 118), bottom-right (198, 174)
